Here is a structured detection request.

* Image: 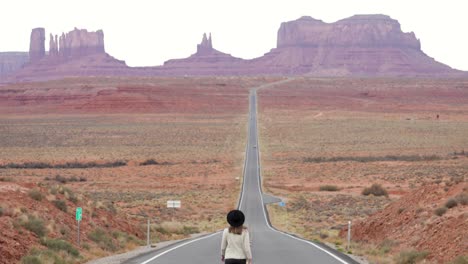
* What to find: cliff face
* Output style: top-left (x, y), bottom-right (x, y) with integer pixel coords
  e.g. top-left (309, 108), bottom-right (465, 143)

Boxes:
top-left (253, 15), bottom-right (460, 76)
top-left (48, 28), bottom-right (105, 59)
top-left (29, 28), bottom-right (45, 63)
top-left (277, 15), bottom-right (420, 50)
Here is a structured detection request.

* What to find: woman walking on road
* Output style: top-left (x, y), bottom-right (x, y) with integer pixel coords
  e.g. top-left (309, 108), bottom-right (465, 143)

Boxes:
top-left (221, 210), bottom-right (252, 264)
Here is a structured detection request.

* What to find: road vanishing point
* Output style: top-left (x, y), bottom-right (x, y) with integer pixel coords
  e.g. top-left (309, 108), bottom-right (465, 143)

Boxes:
top-left (126, 87), bottom-right (358, 264)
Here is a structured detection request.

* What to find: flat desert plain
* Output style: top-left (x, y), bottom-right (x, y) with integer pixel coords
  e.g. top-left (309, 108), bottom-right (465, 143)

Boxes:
top-left (258, 78), bottom-right (468, 263)
top-left (0, 76), bottom-right (281, 263)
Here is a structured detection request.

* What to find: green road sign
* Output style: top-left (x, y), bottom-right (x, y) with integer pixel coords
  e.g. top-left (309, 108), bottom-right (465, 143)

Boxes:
top-left (76, 207), bottom-right (82, 221)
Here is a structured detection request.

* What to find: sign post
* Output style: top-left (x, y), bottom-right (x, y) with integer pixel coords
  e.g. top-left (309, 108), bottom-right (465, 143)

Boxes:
top-left (147, 218), bottom-right (150, 247)
top-left (347, 221), bottom-right (351, 251)
top-left (76, 207), bottom-right (82, 247)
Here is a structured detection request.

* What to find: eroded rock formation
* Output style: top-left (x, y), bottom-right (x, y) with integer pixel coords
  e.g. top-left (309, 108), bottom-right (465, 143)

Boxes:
top-left (196, 33), bottom-right (213, 55)
top-left (252, 15), bottom-right (457, 76)
top-left (29, 28), bottom-right (45, 63)
top-left (162, 33), bottom-right (246, 75)
top-left (277, 15), bottom-right (420, 49)
top-left (47, 28), bottom-right (105, 60)
top-left (9, 28), bottom-right (126, 81)
top-left (6, 15), bottom-right (466, 81)
top-left (49, 34), bottom-right (58, 57)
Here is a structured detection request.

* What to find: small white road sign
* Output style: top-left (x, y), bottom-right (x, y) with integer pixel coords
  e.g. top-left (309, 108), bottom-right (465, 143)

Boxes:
top-left (167, 200), bottom-right (181, 208)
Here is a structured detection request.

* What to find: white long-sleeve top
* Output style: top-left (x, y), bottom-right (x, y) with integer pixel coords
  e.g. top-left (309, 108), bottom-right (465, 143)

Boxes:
top-left (221, 228), bottom-right (252, 260)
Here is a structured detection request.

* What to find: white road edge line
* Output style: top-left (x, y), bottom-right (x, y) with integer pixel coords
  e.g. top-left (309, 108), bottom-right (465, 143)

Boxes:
top-left (138, 232), bottom-right (221, 264)
top-left (237, 90), bottom-right (253, 209)
top-left (253, 91), bottom-right (350, 264)
top-left (139, 85), bottom-right (350, 264)
top-left (138, 92), bottom-right (254, 264)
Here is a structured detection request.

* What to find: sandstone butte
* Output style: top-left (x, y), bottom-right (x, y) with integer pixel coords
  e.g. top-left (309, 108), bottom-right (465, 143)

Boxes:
top-left (2, 14), bottom-right (467, 82)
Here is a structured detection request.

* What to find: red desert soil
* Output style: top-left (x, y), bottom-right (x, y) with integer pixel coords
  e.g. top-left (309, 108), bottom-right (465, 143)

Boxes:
top-left (258, 78), bottom-right (468, 263)
top-left (0, 181), bottom-right (141, 264)
top-left (0, 77), bottom-right (282, 263)
top-left (346, 183), bottom-right (467, 263)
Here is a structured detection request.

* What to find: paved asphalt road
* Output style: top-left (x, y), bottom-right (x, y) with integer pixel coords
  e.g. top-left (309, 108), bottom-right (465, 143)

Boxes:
top-left (126, 89), bottom-right (357, 264)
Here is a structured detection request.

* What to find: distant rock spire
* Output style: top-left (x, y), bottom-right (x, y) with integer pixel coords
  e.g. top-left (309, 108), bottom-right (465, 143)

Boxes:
top-left (197, 32), bottom-right (213, 55)
top-left (49, 34), bottom-right (59, 56)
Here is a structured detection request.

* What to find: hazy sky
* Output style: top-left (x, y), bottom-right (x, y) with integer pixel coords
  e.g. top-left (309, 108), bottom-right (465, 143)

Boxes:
top-left (1, 0), bottom-right (467, 70)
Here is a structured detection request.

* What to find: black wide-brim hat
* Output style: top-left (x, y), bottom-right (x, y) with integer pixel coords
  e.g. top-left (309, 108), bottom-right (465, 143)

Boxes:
top-left (227, 210), bottom-right (245, 227)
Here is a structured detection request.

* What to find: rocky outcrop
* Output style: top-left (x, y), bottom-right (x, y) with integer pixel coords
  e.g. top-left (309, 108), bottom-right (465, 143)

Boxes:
top-left (58, 28), bottom-right (104, 58)
top-left (252, 15), bottom-right (460, 76)
top-left (29, 28), bottom-right (45, 63)
top-left (0, 52), bottom-right (29, 78)
top-left (5, 15), bottom-right (466, 81)
top-left (8, 28), bottom-right (127, 82)
top-left (277, 15), bottom-right (420, 49)
top-left (197, 33), bottom-right (213, 55)
top-left (49, 34), bottom-right (58, 57)
top-left (46, 28), bottom-right (105, 60)
top-left (162, 33), bottom-right (246, 75)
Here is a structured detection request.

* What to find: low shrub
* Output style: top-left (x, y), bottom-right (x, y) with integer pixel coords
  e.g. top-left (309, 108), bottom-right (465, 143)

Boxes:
top-left (21, 255), bottom-right (42, 264)
top-left (100, 161), bottom-right (127, 168)
top-left (0, 177), bottom-right (14, 182)
top-left (379, 239), bottom-right (398, 254)
top-left (154, 226), bottom-right (169, 235)
top-left (445, 198), bottom-right (458, 209)
top-left (304, 155), bottom-right (442, 163)
top-left (7, 162), bottom-right (52, 169)
top-left (0, 207), bottom-right (3, 217)
top-left (2, 160), bottom-right (127, 169)
top-left (88, 228), bottom-right (117, 251)
top-left (54, 175), bottom-right (68, 184)
top-left (140, 159), bottom-right (159, 166)
top-left (455, 193), bottom-right (468, 206)
top-left (362, 184), bottom-right (388, 197)
top-left (41, 238), bottom-right (79, 257)
top-left (453, 150), bottom-right (467, 156)
top-left (21, 248), bottom-right (70, 264)
top-left (112, 231), bottom-right (143, 247)
top-left (319, 185), bottom-right (339, 192)
top-left (53, 200), bottom-right (67, 212)
top-left (180, 226), bottom-right (200, 235)
top-left (434, 207), bottom-right (447, 216)
top-left (28, 189), bottom-right (44, 201)
top-left (68, 195), bottom-right (78, 204)
top-left (22, 217), bottom-right (47, 237)
top-left (395, 250), bottom-right (429, 264)
top-left (450, 256), bottom-right (468, 264)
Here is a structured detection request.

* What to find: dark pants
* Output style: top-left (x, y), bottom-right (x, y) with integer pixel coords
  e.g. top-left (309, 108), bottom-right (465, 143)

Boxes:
top-left (225, 259), bottom-right (246, 264)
